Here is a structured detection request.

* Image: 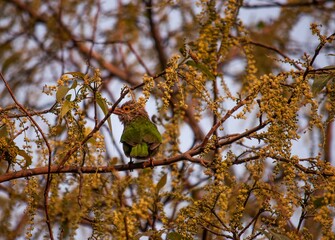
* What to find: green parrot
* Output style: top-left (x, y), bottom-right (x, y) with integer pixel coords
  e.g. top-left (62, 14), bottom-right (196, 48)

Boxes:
top-left (113, 100), bottom-right (162, 166)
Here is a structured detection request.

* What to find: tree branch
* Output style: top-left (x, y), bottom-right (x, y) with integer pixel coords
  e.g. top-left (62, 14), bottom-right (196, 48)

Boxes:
top-left (0, 115), bottom-right (271, 183)
top-left (10, 0), bottom-right (137, 85)
top-left (242, 0), bottom-right (333, 9)
top-left (144, 0), bottom-right (167, 70)
top-left (0, 72), bottom-right (54, 240)
top-left (247, 40), bottom-right (302, 70)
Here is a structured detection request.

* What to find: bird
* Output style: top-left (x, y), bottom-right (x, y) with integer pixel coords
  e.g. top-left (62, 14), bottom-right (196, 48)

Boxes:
top-left (113, 100), bottom-right (162, 168)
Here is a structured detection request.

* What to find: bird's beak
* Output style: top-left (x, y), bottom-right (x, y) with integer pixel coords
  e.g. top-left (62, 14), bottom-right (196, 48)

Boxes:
top-left (113, 107), bottom-right (123, 115)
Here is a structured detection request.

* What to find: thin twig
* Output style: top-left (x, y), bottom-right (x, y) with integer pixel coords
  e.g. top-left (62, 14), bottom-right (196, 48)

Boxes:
top-left (239, 208), bottom-right (264, 237)
top-left (144, 0), bottom-right (167, 70)
top-left (57, 87), bottom-right (129, 169)
top-left (127, 42), bottom-right (152, 76)
top-left (0, 72), bottom-right (54, 240)
top-left (201, 94), bottom-right (253, 149)
top-left (242, 0), bottom-right (333, 9)
top-left (5, 102), bottom-right (57, 118)
top-left (247, 40), bottom-right (302, 71)
top-left (302, 32), bottom-right (335, 81)
top-left (85, 0), bottom-right (101, 73)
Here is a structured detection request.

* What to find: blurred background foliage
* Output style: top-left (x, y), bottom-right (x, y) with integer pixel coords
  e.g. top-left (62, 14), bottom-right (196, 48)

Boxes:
top-left (1, 0), bottom-right (335, 239)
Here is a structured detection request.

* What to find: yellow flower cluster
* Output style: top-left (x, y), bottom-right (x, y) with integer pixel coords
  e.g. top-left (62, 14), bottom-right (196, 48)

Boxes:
top-left (0, 137), bottom-right (18, 164)
top-left (157, 54), bottom-right (181, 109)
top-left (142, 74), bottom-right (155, 101)
top-left (24, 177), bottom-right (39, 240)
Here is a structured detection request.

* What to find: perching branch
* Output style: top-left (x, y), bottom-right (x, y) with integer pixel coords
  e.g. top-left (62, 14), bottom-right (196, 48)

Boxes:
top-left (1, 108), bottom-right (319, 184)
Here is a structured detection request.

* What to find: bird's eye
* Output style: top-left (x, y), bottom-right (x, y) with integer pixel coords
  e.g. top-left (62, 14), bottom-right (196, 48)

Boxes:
top-left (123, 106), bottom-right (131, 112)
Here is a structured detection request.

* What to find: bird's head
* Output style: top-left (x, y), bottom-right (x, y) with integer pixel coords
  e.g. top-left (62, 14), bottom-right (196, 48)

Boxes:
top-left (113, 100), bottom-right (149, 124)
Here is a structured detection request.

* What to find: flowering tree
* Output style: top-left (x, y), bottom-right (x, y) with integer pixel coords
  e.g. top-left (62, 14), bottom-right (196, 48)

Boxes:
top-left (1, 0), bottom-right (335, 239)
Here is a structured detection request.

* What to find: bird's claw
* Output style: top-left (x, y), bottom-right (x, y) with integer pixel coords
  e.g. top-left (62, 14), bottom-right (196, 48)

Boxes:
top-left (149, 158), bottom-right (154, 168)
top-left (128, 159), bottom-right (134, 172)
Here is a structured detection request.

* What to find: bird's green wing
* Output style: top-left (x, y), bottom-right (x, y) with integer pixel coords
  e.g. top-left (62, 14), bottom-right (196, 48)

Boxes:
top-left (142, 122), bottom-right (162, 149)
top-left (120, 117), bottom-right (162, 158)
top-left (121, 123), bottom-right (142, 157)
top-left (120, 121), bottom-right (141, 146)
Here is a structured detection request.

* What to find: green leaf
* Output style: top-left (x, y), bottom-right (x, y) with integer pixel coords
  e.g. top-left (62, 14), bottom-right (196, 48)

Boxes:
top-left (53, 125), bottom-right (66, 136)
top-left (257, 20), bottom-right (265, 29)
top-left (87, 136), bottom-right (96, 144)
top-left (0, 125), bottom-right (8, 137)
top-left (17, 149), bottom-right (32, 167)
top-left (186, 60), bottom-right (216, 80)
top-left (134, 231), bottom-right (156, 238)
top-left (185, 60), bottom-right (197, 67)
top-left (167, 232), bottom-right (185, 240)
top-left (258, 228), bottom-right (291, 240)
top-left (312, 74), bottom-right (333, 95)
top-left (313, 197), bottom-right (325, 208)
top-left (97, 95), bottom-right (108, 115)
top-left (179, 47), bottom-right (187, 57)
top-left (65, 94), bottom-right (73, 101)
top-left (70, 79), bottom-right (78, 89)
top-left (97, 96), bottom-right (112, 131)
top-left (65, 71), bottom-right (86, 80)
top-left (156, 173), bottom-right (167, 193)
top-left (312, 65), bottom-right (335, 95)
top-left (60, 100), bottom-right (72, 118)
top-left (268, 229), bottom-right (291, 240)
top-left (56, 85), bottom-right (70, 102)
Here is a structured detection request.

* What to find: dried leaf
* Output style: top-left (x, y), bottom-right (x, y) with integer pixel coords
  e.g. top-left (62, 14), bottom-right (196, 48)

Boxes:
top-left (60, 100), bottom-right (72, 118)
top-left (312, 65), bottom-right (335, 95)
top-left (186, 60), bottom-right (216, 80)
top-left (97, 95), bottom-right (112, 131)
top-left (17, 149), bottom-right (32, 167)
top-left (56, 85), bottom-right (70, 102)
top-left (66, 71), bottom-right (86, 80)
top-left (167, 232), bottom-right (184, 240)
top-left (156, 173), bottom-right (167, 193)
top-left (0, 126), bottom-right (8, 137)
